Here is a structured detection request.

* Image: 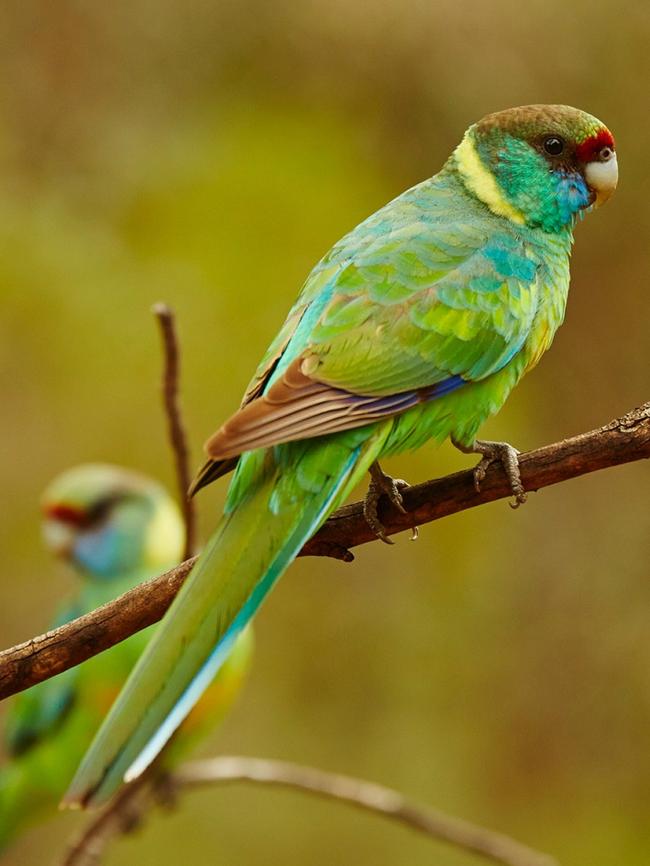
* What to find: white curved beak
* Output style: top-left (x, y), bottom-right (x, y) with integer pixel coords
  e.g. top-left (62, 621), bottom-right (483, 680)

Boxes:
top-left (42, 519), bottom-right (75, 557)
top-left (585, 153), bottom-right (618, 207)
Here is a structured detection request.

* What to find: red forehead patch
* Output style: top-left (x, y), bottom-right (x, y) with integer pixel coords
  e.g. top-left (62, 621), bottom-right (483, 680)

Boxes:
top-left (43, 503), bottom-right (86, 526)
top-left (576, 129), bottom-right (615, 163)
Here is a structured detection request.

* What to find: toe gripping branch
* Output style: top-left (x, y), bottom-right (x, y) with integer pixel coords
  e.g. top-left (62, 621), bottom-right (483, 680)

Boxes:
top-left (453, 438), bottom-right (527, 508)
top-left (363, 462), bottom-right (419, 544)
top-left (363, 437), bottom-right (527, 546)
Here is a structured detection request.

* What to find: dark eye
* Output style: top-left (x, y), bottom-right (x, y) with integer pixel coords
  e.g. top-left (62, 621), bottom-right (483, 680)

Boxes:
top-left (599, 146), bottom-right (614, 161)
top-left (544, 136), bottom-right (564, 156)
top-left (86, 493), bottom-right (125, 527)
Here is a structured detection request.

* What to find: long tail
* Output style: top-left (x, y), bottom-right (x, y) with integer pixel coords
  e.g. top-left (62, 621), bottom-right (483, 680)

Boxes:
top-left (63, 431), bottom-right (384, 808)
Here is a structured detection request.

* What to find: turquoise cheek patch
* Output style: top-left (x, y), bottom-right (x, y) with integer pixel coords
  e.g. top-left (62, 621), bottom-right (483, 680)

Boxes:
top-left (555, 171), bottom-right (591, 224)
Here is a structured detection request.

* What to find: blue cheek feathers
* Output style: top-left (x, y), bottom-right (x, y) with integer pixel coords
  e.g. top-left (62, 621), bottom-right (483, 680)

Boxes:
top-left (73, 527), bottom-right (139, 580)
top-left (555, 171), bottom-right (590, 225)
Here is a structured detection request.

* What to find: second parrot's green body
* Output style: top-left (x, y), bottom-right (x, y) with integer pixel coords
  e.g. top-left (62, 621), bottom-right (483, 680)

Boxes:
top-left (0, 466), bottom-right (252, 851)
top-left (65, 104), bottom-right (618, 807)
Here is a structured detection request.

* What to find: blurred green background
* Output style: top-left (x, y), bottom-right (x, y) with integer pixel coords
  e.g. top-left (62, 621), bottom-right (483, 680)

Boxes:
top-left (1, 1), bottom-right (649, 863)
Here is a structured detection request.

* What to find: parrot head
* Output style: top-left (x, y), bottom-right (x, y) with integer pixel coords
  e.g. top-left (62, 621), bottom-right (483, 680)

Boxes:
top-left (454, 104), bottom-right (617, 232)
top-left (41, 464), bottom-right (184, 581)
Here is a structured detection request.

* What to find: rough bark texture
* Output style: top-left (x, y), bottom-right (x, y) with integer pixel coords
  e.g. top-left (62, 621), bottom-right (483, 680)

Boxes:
top-left (1, 402), bottom-right (648, 701)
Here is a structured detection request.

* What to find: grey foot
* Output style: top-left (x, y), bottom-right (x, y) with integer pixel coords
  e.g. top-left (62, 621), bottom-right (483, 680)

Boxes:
top-left (363, 462), bottom-right (414, 544)
top-left (453, 438), bottom-right (527, 508)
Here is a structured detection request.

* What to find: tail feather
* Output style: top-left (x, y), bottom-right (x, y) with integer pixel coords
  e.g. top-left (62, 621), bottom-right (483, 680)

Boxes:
top-left (187, 456), bottom-right (239, 497)
top-left (63, 432), bottom-right (384, 808)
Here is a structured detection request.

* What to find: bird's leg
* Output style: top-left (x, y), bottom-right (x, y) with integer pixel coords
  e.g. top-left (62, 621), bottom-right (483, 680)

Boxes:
top-left (363, 461), bottom-right (416, 544)
top-left (452, 438), bottom-right (527, 509)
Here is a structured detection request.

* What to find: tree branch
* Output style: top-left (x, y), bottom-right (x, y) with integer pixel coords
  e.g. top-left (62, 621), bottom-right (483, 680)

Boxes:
top-left (2, 402), bottom-right (649, 701)
top-left (152, 303), bottom-right (197, 560)
top-left (60, 756), bottom-right (558, 866)
top-left (60, 775), bottom-right (152, 866)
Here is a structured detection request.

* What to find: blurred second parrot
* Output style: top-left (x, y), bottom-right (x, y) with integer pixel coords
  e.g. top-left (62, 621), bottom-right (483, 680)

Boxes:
top-left (0, 464), bottom-right (253, 852)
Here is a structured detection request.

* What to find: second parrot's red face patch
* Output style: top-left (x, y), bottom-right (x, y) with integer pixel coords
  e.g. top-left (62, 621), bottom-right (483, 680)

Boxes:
top-left (43, 503), bottom-right (87, 527)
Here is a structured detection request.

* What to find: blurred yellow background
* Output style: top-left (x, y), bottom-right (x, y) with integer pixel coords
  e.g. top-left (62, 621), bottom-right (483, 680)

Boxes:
top-left (1, 1), bottom-right (649, 863)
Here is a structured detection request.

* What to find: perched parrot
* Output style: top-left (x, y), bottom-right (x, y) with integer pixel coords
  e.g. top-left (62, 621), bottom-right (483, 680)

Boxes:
top-left (0, 465), bottom-right (253, 850)
top-left (64, 104), bottom-right (617, 808)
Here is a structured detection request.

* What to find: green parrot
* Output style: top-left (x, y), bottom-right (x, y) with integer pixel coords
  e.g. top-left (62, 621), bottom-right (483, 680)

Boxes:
top-left (64, 104), bottom-right (617, 808)
top-left (0, 464), bottom-right (253, 850)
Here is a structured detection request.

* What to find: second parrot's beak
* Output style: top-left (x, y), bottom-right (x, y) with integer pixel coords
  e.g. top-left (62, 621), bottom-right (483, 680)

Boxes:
top-left (42, 519), bottom-right (76, 558)
top-left (585, 151), bottom-right (618, 207)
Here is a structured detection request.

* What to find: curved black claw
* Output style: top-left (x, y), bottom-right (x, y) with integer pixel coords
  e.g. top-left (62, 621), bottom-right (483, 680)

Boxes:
top-left (363, 462), bottom-right (414, 544)
top-left (453, 438), bottom-right (527, 508)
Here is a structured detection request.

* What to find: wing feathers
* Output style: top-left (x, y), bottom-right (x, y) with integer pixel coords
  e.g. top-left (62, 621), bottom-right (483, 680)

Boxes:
top-left (204, 357), bottom-right (462, 461)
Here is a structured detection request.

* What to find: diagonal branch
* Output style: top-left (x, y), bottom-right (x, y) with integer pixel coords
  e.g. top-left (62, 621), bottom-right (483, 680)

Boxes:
top-left (1, 402), bottom-right (649, 701)
top-left (60, 756), bottom-right (558, 866)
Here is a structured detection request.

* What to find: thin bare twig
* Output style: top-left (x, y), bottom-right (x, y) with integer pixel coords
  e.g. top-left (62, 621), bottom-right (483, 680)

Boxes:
top-left (1, 401), bottom-right (648, 701)
top-left (59, 756), bottom-right (558, 866)
top-left (152, 303), bottom-right (196, 560)
top-left (59, 776), bottom-right (152, 866)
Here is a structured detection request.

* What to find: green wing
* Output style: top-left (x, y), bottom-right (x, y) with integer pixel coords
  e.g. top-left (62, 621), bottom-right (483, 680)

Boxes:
top-left (307, 222), bottom-right (540, 393)
top-left (203, 180), bottom-right (543, 461)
